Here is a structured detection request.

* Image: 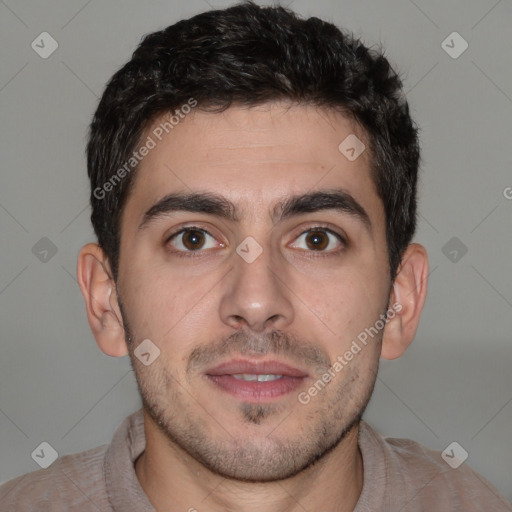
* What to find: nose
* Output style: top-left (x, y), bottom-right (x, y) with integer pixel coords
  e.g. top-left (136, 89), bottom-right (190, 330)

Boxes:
top-left (219, 240), bottom-right (294, 333)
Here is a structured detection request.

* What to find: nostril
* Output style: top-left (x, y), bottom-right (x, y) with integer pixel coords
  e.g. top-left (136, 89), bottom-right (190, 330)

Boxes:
top-left (230, 315), bottom-right (246, 327)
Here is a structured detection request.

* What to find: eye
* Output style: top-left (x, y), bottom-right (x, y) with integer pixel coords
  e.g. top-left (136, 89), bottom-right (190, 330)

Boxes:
top-left (165, 225), bottom-right (345, 257)
top-left (290, 227), bottom-right (345, 253)
top-left (167, 227), bottom-right (224, 253)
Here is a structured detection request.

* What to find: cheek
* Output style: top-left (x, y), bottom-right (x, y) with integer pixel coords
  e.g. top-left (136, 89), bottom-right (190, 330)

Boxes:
top-left (299, 272), bottom-right (387, 370)
top-left (304, 271), bottom-right (382, 329)
top-left (118, 267), bottom-right (177, 337)
top-left (123, 268), bottom-right (221, 351)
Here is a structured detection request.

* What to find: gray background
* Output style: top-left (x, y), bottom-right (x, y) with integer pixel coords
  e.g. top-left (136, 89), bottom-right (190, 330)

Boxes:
top-left (1, 0), bottom-right (511, 503)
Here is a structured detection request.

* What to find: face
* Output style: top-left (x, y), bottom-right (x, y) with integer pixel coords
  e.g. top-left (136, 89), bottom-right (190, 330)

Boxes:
top-left (116, 102), bottom-right (392, 482)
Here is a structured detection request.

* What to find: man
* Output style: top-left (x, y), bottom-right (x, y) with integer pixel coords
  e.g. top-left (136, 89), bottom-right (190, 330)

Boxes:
top-left (1, 1), bottom-right (510, 510)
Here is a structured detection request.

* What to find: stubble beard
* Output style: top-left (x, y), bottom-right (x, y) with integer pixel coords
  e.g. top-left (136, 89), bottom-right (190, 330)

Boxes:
top-left (119, 307), bottom-right (380, 483)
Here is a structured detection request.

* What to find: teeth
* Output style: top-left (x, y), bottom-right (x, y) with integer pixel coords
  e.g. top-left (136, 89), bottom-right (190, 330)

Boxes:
top-left (232, 374), bottom-right (283, 382)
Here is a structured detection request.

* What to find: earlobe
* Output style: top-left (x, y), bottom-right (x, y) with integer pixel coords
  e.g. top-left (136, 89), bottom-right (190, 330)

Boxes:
top-left (381, 243), bottom-right (429, 360)
top-left (76, 243), bottom-right (128, 357)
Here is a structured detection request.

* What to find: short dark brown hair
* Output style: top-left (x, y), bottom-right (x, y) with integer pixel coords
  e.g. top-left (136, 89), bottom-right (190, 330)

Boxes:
top-left (87, 0), bottom-right (420, 282)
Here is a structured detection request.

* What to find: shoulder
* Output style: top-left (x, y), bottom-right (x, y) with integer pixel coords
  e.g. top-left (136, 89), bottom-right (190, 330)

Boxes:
top-left (0, 444), bottom-right (111, 512)
top-left (359, 421), bottom-right (512, 510)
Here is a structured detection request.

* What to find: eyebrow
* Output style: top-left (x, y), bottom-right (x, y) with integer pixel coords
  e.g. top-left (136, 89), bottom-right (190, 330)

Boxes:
top-left (138, 188), bottom-right (372, 234)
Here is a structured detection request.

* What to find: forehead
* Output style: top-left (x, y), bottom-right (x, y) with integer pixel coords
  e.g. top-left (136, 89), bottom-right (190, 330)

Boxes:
top-left (122, 102), bottom-right (384, 231)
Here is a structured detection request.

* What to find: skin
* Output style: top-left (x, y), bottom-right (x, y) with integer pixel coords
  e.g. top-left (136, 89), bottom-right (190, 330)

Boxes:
top-left (78, 102), bottom-right (428, 512)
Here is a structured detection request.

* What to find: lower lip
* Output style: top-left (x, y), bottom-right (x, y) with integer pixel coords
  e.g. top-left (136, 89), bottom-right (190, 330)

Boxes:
top-left (204, 375), bottom-right (306, 402)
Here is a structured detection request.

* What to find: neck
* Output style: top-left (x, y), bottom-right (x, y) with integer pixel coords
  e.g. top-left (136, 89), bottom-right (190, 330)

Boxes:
top-left (135, 410), bottom-right (364, 512)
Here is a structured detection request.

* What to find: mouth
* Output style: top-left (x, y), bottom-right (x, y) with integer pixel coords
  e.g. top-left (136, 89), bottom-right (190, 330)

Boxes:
top-left (204, 359), bottom-right (309, 403)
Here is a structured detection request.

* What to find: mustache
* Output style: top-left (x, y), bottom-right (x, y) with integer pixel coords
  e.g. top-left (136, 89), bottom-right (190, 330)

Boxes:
top-left (186, 329), bottom-right (331, 375)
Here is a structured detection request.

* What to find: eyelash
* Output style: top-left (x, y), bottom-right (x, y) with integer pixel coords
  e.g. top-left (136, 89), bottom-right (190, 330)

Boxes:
top-left (165, 225), bottom-right (347, 258)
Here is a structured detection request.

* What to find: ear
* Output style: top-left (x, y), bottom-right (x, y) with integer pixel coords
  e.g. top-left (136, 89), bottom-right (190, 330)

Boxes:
top-left (76, 243), bottom-right (128, 357)
top-left (381, 243), bottom-right (429, 360)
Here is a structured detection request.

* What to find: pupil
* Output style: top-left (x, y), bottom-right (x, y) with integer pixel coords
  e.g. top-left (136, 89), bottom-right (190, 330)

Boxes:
top-left (184, 230), bottom-right (204, 250)
top-left (307, 231), bottom-right (327, 250)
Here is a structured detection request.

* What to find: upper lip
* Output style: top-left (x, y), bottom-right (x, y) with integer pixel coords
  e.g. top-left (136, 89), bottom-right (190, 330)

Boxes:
top-left (205, 359), bottom-right (308, 378)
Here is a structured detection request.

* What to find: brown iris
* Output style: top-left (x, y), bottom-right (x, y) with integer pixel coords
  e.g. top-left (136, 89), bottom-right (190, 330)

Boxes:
top-left (182, 229), bottom-right (206, 250)
top-left (304, 230), bottom-right (329, 251)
